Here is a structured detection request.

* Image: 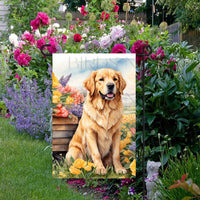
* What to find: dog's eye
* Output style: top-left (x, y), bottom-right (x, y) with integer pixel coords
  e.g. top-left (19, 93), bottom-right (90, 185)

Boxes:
top-left (113, 78), bottom-right (118, 81)
top-left (99, 78), bottom-right (104, 81)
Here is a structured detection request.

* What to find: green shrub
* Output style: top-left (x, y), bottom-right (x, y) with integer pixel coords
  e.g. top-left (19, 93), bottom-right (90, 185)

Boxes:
top-left (136, 42), bottom-right (200, 167)
top-left (0, 45), bottom-right (10, 99)
top-left (157, 152), bottom-right (200, 200)
top-left (3, 0), bottom-right (60, 37)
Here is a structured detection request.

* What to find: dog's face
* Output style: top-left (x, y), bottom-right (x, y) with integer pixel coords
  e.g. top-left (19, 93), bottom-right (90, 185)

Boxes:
top-left (83, 68), bottom-right (126, 100)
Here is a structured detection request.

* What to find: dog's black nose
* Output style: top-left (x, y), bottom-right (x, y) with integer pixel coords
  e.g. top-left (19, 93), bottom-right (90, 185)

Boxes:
top-left (107, 83), bottom-right (114, 90)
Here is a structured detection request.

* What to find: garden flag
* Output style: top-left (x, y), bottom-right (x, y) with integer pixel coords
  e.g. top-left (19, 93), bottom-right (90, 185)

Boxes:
top-left (52, 54), bottom-right (136, 179)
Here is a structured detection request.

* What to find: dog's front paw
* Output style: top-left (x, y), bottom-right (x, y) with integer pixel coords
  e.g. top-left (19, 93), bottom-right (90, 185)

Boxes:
top-left (95, 166), bottom-right (107, 175)
top-left (115, 167), bottom-right (127, 174)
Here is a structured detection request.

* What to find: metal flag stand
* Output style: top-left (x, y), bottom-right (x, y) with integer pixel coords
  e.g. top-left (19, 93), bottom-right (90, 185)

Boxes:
top-left (40, 44), bottom-right (152, 199)
top-left (136, 45), bottom-right (152, 198)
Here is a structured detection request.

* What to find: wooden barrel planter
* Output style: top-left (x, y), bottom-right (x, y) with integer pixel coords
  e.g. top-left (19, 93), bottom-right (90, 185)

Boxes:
top-left (52, 114), bottom-right (79, 162)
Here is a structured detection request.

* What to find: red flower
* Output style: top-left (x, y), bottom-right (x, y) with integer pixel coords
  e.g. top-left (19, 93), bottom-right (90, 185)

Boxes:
top-left (131, 40), bottom-right (149, 66)
top-left (74, 34), bottom-right (82, 42)
top-left (80, 5), bottom-right (88, 16)
top-left (111, 44), bottom-right (126, 53)
top-left (101, 11), bottom-right (110, 20)
top-left (113, 5), bottom-right (119, 12)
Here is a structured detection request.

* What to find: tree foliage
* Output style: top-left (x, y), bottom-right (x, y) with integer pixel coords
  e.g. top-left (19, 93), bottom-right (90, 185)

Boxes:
top-left (157, 0), bottom-right (200, 30)
top-left (3, 0), bottom-right (60, 37)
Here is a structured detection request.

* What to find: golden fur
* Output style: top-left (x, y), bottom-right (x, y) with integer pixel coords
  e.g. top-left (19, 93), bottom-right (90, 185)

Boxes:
top-left (66, 68), bottom-right (127, 175)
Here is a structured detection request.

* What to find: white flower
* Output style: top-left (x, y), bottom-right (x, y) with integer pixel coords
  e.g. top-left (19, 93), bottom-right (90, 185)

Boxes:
top-left (10, 25), bottom-right (14, 30)
top-left (110, 25), bottom-right (125, 41)
top-left (57, 28), bottom-right (66, 33)
top-left (80, 44), bottom-right (85, 50)
top-left (53, 23), bottom-right (60, 28)
top-left (9, 33), bottom-right (19, 47)
top-left (82, 33), bottom-right (87, 38)
top-left (99, 35), bottom-right (112, 49)
top-left (35, 29), bottom-right (41, 38)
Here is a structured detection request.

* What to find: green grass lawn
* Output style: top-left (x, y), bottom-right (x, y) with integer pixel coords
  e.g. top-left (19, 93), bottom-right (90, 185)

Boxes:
top-left (0, 117), bottom-right (90, 200)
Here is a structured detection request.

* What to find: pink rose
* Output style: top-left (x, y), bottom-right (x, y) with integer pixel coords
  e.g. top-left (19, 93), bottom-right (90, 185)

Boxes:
top-left (99, 35), bottom-right (112, 49)
top-left (110, 25), bottom-right (125, 41)
top-left (37, 38), bottom-right (46, 50)
top-left (14, 48), bottom-right (21, 60)
top-left (37, 12), bottom-right (50, 26)
top-left (47, 38), bottom-right (58, 53)
top-left (30, 12), bottom-right (50, 30)
top-left (31, 17), bottom-right (40, 30)
top-left (17, 53), bottom-right (32, 66)
top-left (111, 44), bottom-right (126, 53)
top-left (80, 5), bottom-right (88, 16)
top-left (21, 31), bottom-right (35, 45)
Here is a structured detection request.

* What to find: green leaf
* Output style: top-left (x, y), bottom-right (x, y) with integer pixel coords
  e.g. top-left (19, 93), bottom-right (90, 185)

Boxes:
top-left (177, 121), bottom-right (183, 131)
top-left (162, 154), bottom-right (169, 165)
top-left (181, 196), bottom-right (193, 200)
top-left (147, 115), bottom-right (156, 126)
top-left (153, 91), bottom-right (164, 97)
top-left (158, 80), bottom-right (167, 90)
top-left (186, 62), bottom-right (199, 73)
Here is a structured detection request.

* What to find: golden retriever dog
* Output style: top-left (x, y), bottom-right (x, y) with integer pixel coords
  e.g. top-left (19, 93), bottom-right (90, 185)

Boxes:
top-left (66, 68), bottom-right (127, 175)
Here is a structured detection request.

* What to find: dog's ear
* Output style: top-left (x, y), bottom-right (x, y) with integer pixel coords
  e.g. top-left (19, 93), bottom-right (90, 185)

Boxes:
top-left (83, 71), bottom-right (97, 96)
top-left (117, 72), bottom-right (126, 95)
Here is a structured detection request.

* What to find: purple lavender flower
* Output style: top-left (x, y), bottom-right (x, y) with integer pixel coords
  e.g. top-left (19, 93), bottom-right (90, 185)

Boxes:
top-left (3, 77), bottom-right (51, 140)
top-left (68, 104), bottom-right (83, 118)
top-left (129, 141), bottom-right (136, 151)
top-left (128, 186), bottom-right (135, 195)
top-left (59, 73), bottom-right (71, 87)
